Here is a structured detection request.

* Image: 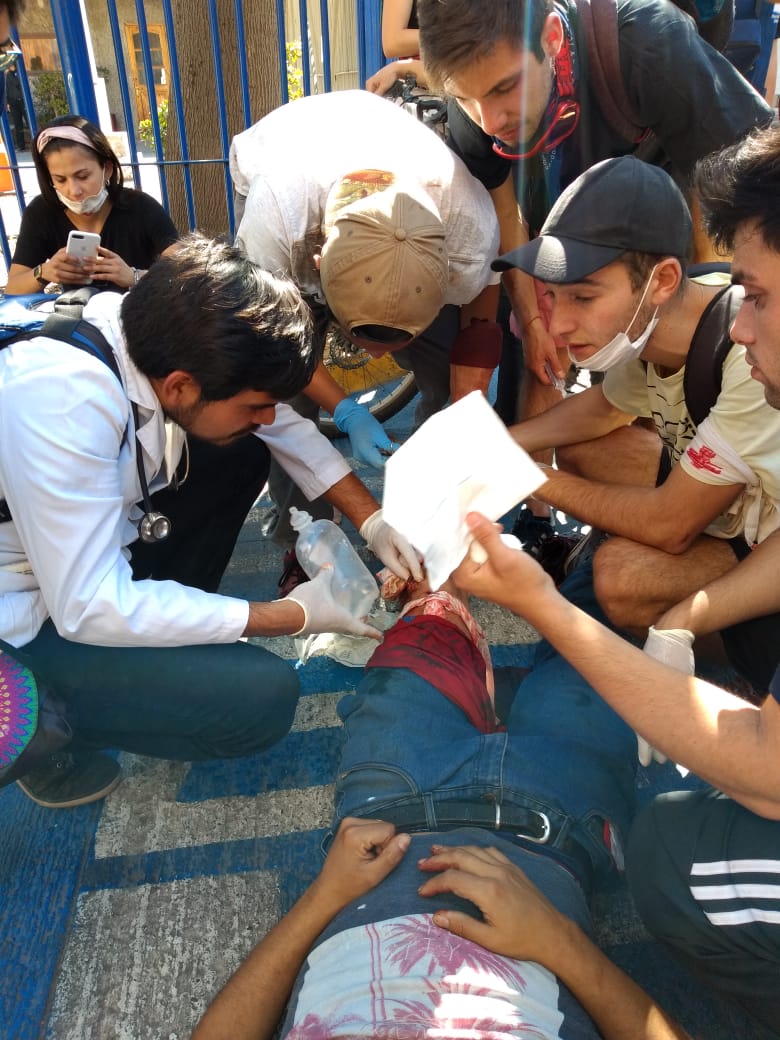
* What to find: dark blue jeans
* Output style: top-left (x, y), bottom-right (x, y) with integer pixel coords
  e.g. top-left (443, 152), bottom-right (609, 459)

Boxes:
top-left (333, 565), bottom-right (637, 886)
top-left (9, 433), bottom-right (300, 762)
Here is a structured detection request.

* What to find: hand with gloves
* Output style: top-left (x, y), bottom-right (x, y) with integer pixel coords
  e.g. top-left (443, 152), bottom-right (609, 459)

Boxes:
top-left (636, 626), bottom-right (695, 767)
top-left (285, 566), bottom-right (381, 639)
top-left (333, 398), bottom-right (399, 469)
top-left (360, 509), bottom-right (423, 581)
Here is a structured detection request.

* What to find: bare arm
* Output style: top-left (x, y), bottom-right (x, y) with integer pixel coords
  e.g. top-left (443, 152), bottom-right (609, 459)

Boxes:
top-left (6, 238), bottom-right (182, 296)
top-left (244, 598), bottom-right (306, 637)
top-left (193, 819), bottom-right (411, 1040)
top-left (302, 360), bottom-right (347, 415)
top-left (321, 471), bottom-right (379, 530)
top-left (534, 461), bottom-right (743, 555)
top-left (365, 58), bottom-right (428, 94)
top-left (509, 384), bottom-right (634, 455)
top-left (381, 0), bottom-right (419, 57)
top-left (6, 250), bottom-right (95, 295)
top-left (658, 527), bottom-right (780, 633)
top-left (455, 514), bottom-right (780, 818)
top-left (490, 176), bottom-right (564, 385)
top-left (418, 845), bottom-right (690, 1040)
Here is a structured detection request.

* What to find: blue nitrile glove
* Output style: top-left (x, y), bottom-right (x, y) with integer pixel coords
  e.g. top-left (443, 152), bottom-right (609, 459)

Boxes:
top-left (333, 398), bottom-right (399, 469)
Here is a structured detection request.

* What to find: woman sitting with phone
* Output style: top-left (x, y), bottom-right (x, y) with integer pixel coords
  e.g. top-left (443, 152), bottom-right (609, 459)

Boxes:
top-left (5, 114), bottom-right (180, 296)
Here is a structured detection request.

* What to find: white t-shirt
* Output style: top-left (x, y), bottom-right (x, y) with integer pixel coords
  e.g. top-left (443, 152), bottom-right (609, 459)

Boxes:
top-left (603, 343), bottom-right (780, 542)
top-left (231, 90), bottom-right (500, 308)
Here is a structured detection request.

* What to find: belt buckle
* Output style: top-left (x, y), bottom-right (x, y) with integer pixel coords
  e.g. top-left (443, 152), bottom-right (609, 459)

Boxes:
top-left (493, 800), bottom-right (552, 844)
top-left (520, 809), bottom-right (551, 844)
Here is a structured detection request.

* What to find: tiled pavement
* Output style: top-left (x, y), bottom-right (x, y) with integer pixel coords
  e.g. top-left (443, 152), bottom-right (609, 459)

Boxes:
top-left (1, 392), bottom-right (774, 1040)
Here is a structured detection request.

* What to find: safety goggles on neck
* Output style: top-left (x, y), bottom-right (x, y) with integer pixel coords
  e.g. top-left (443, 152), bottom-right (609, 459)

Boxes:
top-left (492, 31), bottom-right (579, 161)
top-left (0, 38), bottom-right (22, 74)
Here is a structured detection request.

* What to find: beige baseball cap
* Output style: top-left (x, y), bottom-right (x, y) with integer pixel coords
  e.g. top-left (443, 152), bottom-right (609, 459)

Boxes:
top-left (319, 171), bottom-right (448, 342)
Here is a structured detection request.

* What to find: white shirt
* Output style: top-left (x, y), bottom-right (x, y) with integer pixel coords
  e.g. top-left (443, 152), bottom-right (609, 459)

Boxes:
top-left (231, 90), bottom-right (500, 307)
top-left (0, 292), bottom-right (350, 648)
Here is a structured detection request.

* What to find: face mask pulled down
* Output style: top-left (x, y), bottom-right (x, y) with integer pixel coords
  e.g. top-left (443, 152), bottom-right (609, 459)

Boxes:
top-left (56, 182), bottom-right (108, 216)
top-left (568, 266), bottom-right (659, 373)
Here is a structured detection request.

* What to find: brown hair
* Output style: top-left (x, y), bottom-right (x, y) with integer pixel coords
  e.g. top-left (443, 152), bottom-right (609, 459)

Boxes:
top-left (418, 0), bottom-right (553, 89)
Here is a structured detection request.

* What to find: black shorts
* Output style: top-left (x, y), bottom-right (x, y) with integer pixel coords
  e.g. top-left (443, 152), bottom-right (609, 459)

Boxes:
top-left (656, 446), bottom-right (779, 692)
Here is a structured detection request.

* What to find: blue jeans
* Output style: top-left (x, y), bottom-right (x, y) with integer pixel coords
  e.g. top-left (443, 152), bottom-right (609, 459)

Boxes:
top-left (7, 433), bottom-right (300, 762)
top-left (332, 565), bottom-right (637, 884)
top-left (10, 622), bottom-right (299, 761)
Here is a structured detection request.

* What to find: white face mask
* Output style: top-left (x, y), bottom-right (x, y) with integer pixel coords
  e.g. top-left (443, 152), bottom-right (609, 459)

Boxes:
top-left (56, 173), bottom-right (109, 215)
top-left (568, 266), bottom-right (659, 373)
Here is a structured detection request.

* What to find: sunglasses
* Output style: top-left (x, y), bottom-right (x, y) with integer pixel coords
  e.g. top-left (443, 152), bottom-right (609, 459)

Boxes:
top-left (0, 37), bottom-right (22, 75)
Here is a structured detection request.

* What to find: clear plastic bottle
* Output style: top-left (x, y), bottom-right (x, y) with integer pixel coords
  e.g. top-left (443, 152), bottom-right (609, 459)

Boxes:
top-left (289, 508), bottom-right (378, 619)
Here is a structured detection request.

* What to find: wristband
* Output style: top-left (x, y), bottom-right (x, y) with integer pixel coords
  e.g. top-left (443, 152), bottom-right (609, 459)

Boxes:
top-left (450, 318), bottom-right (502, 368)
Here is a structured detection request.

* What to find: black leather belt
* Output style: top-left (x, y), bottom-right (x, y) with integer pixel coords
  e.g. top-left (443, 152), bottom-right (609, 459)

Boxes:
top-left (375, 798), bottom-right (595, 888)
top-left (379, 798), bottom-right (551, 840)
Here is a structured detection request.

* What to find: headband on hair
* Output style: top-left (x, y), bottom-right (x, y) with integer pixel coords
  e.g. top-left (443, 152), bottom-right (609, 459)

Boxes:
top-left (36, 125), bottom-right (97, 154)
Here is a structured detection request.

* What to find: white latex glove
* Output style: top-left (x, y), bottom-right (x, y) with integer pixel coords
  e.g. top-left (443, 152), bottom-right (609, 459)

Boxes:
top-left (359, 509), bottom-right (423, 581)
top-left (636, 626), bottom-right (695, 767)
top-left (284, 566), bottom-right (381, 639)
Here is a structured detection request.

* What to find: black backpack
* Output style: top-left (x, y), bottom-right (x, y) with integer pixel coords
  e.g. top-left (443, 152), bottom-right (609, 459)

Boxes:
top-left (575, 0), bottom-right (740, 145)
top-left (683, 272), bottom-right (743, 427)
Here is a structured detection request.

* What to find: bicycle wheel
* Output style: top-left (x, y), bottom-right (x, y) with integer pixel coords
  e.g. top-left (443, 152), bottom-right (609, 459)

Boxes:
top-left (319, 324), bottom-right (418, 437)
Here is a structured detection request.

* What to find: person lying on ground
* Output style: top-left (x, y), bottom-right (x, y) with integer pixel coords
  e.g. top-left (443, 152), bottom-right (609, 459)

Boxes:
top-left (194, 562), bottom-right (696, 1039)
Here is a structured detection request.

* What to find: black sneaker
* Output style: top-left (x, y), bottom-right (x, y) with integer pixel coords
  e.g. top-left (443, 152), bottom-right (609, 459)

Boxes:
top-left (17, 749), bottom-right (121, 808)
top-left (511, 505), bottom-right (555, 556)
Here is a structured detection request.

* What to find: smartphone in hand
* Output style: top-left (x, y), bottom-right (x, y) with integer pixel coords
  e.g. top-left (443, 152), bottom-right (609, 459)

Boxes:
top-left (66, 230), bottom-right (101, 261)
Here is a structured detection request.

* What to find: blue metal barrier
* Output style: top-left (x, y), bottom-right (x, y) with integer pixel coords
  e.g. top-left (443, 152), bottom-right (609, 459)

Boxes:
top-left (49, 0), bottom-right (99, 124)
top-left (0, 0), bottom-right (384, 272)
top-left (161, 0), bottom-right (197, 230)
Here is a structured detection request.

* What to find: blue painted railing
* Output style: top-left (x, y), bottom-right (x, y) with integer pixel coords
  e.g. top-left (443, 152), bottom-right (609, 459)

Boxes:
top-left (0, 0), bottom-right (384, 272)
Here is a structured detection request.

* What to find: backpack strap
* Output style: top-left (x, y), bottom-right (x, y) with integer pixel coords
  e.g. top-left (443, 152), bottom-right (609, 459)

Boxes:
top-left (0, 313), bottom-right (122, 523)
top-left (701, 0), bottom-right (736, 52)
top-left (50, 284), bottom-right (104, 320)
top-left (576, 0), bottom-right (646, 142)
top-left (38, 313), bottom-right (122, 382)
top-left (576, 0), bottom-right (736, 146)
top-left (683, 281), bottom-right (743, 428)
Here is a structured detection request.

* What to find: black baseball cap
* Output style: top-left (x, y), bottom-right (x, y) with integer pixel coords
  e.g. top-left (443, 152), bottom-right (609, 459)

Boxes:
top-left (492, 156), bottom-right (693, 283)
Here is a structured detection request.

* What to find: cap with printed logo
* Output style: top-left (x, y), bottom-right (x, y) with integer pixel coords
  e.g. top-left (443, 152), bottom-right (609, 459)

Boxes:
top-left (320, 171), bottom-right (449, 341)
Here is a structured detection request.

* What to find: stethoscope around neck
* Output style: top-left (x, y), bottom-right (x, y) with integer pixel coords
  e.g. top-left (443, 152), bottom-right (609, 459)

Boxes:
top-left (130, 400), bottom-right (172, 543)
